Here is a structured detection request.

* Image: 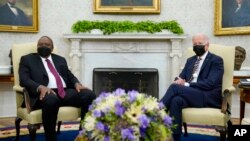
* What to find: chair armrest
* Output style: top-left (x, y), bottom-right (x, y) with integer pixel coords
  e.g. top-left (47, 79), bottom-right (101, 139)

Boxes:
top-left (221, 86), bottom-right (235, 114)
top-left (23, 88), bottom-right (32, 113)
top-left (13, 85), bottom-right (32, 113)
top-left (13, 85), bottom-right (24, 92)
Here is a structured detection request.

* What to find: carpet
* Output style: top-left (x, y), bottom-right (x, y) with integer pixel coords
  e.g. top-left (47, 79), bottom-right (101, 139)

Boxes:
top-left (0, 123), bottom-right (225, 141)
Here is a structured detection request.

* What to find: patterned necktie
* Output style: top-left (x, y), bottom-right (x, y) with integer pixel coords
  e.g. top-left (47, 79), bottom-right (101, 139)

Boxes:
top-left (46, 59), bottom-right (65, 98)
top-left (189, 57), bottom-right (202, 82)
top-left (235, 6), bottom-right (240, 13)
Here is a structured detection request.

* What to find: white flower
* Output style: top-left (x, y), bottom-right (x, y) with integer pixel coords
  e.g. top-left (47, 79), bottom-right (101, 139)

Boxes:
top-left (83, 115), bottom-right (96, 131)
top-left (142, 96), bottom-right (159, 111)
top-left (125, 103), bottom-right (144, 124)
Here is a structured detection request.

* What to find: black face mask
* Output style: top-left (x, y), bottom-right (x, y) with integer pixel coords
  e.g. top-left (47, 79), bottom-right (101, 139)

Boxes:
top-left (37, 46), bottom-right (51, 57)
top-left (193, 45), bottom-right (206, 56)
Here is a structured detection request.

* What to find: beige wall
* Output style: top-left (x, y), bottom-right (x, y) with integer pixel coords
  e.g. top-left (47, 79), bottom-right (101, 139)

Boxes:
top-left (0, 0), bottom-right (249, 68)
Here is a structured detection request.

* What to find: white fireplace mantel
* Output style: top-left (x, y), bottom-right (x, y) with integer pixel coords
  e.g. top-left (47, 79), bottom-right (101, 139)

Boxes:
top-left (63, 33), bottom-right (186, 98)
top-left (63, 33), bottom-right (187, 80)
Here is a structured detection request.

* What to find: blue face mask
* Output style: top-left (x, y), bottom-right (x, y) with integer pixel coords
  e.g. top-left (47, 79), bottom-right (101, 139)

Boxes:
top-left (193, 45), bottom-right (205, 56)
top-left (37, 46), bottom-right (51, 58)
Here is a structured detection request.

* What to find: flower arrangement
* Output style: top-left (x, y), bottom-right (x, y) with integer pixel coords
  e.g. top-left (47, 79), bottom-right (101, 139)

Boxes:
top-left (78, 88), bottom-right (174, 141)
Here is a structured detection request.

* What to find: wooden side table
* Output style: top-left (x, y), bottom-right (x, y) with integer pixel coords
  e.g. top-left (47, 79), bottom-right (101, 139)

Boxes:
top-left (239, 84), bottom-right (250, 124)
top-left (234, 75), bottom-right (250, 85)
top-left (0, 74), bottom-right (14, 82)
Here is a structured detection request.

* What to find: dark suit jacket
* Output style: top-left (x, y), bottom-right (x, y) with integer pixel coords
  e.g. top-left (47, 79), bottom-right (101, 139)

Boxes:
top-left (0, 4), bottom-right (31, 26)
top-left (230, 5), bottom-right (250, 27)
top-left (179, 52), bottom-right (224, 108)
top-left (19, 53), bottom-right (80, 107)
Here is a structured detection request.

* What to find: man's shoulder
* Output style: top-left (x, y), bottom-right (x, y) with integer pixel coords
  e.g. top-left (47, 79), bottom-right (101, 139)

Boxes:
top-left (187, 55), bottom-right (196, 61)
top-left (20, 53), bottom-right (39, 63)
top-left (207, 52), bottom-right (223, 62)
top-left (0, 4), bottom-right (8, 11)
top-left (209, 52), bottom-right (222, 58)
top-left (22, 53), bottom-right (64, 59)
top-left (51, 53), bottom-right (65, 59)
top-left (51, 54), bottom-right (67, 62)
top-left (22, 53), bottom-right (38, 58)
top-left (0, 3), bottom-right (7, 8)
top-left (16, 7), bottom-right (26, 14)
top-left (187, 52), bottom-right (222, 62)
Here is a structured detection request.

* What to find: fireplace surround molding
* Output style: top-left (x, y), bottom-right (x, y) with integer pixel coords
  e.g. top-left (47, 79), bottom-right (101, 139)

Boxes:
top-left (63, 33), bottom-right (186, 97)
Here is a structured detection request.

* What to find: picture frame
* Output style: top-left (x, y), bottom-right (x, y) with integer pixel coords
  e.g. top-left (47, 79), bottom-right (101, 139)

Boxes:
top-left (214, 0), bottom-right (250, 35)
top-left (0, 0), bottom-right (38, 32)
top-left (93, 0), bottom-right (160, 14)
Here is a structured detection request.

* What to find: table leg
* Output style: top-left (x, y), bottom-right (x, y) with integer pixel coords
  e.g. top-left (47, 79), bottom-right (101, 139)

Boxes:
top-left (240, 100), bottom-right (245, 125)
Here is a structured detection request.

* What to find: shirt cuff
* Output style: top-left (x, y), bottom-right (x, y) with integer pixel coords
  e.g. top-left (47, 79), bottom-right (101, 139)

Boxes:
top-left (37, 85), bottom-right (41, 93)
top-left (184, 82), bottom-right (190, 87)
top-left (74, 82), bottom-right (82, 87)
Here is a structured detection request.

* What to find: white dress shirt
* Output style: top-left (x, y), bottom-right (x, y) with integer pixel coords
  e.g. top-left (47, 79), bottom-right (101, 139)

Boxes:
top-left (7, 3), bottom-right (18, 16)
top-left (235, 4), bottom-right (241, 13)
top-left (191, 51), bottom-right (208, 83)
top-left (184, 51), bottom-right (208, 86)
top-left (40, 56), bottom-right (66, 89)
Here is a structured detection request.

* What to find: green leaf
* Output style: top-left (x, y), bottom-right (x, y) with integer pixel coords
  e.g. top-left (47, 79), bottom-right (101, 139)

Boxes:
top-left (71, 20), bottom-right (184, 35)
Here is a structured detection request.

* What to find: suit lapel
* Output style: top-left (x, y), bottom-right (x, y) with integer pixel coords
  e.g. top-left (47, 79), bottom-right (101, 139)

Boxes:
top-left (51, 54), bottom-right (68, 82)
top-left (51, 54), bottom-right (62, 75)
top-left (190, 57), bottom-right (197, 69)
top-left (200, 52), bottom-right (212, 73)
top-left (35, 54), bottom-right (48, 77)
top-left (186, 57), bottom-right (197, 81)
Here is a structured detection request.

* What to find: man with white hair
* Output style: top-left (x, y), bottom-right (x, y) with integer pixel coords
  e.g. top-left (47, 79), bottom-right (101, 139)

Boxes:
top-left (161, 33), bottom-right (224, 141)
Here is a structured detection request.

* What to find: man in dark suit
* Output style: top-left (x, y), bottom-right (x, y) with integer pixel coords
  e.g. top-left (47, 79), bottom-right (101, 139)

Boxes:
top-left (230, 0), bottom-right (250, 27)
top-left (161, 33), bottom-right (224, 141)
top-left (19, 36), bottom-right (96, 141)
top-left (223, 0), bottom-right (250, 27)
top-left (0, 0), bottom-right (31, 26)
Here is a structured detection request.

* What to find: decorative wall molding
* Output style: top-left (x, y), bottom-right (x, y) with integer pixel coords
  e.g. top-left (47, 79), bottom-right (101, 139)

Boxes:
top-left (64, 33), bottom-right (186, 82)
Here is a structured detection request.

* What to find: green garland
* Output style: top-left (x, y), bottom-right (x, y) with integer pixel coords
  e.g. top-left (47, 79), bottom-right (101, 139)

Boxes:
top-left (71, 20), bottom-right (184, 35)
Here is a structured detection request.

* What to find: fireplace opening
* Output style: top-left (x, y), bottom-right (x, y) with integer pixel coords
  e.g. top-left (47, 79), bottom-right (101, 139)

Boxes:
top-left (93, 68), bottom-right (159, 98)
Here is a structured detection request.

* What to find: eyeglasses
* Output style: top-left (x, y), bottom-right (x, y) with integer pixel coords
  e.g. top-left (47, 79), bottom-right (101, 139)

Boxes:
top-left (193, 42), bottom-right (207, 46)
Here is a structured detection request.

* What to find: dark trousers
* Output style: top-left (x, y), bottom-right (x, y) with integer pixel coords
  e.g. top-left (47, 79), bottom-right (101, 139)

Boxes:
top-left (160, 84), bottom-right (205, 136)
top-left (35, 88), bottom-right (96, 141)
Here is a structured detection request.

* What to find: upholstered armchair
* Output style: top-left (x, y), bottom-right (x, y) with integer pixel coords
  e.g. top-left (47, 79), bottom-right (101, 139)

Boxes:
top-left (182, 44), bottom-right (236, 141)
top-left (12, 43), bottom-right (81, 141)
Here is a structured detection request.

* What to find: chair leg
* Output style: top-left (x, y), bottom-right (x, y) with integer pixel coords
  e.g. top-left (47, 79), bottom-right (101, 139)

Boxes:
top-left (215, 126), bottom-right (227, 141)
top-left (79, 123), bottom-right (82, 131)
top-left (183, 122), bottom-right (188, 137)
top-left (219, 131), bottom-right (227, 141)
top-left (27, 124), bottom-right (40, 141)
top-left (13, 117), bottom-right (22, 141)
top-left (57, 121), bottom-right (62, 134)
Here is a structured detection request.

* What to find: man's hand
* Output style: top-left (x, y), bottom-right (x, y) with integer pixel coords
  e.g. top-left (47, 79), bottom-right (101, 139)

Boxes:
top-left (38, 85), bottom-right (56, 100)
top-left (75, 83), bottom-right (88, 93)
top-left (173, 77), bottom-right (186, 85)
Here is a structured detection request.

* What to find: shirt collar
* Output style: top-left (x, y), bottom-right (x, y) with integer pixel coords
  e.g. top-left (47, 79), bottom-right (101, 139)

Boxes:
top-left (7, 2), bottom-right (15, 8)
top-left (40, 55), bottom-right (52, 62)
top-left (197, 51), bottom-right (208, 60)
